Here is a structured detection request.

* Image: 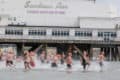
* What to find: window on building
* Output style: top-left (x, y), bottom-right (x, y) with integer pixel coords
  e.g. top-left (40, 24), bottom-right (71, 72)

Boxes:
top-left (98, 32), bottom-right (117, 38)
top-left (29, 30), bottom-right (46, 36)
top-left (98, 32), bottom-right (103, 37)
top-left (5, 29), bottom-right (23, 35)
top-left (111, 32), bottom-right (117, 38)
top-left (52, 30), bottom-right (69, 36)
top-left (75, 31), bottom-right (92, 37)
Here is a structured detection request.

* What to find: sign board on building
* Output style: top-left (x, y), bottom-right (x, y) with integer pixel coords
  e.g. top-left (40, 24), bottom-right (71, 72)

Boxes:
top-left (0, 0), bottom-right (118, 28)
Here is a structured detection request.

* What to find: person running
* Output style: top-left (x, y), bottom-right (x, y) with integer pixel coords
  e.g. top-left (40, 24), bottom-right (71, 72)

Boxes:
top-left (81, 50), bottom-right (90, 71)
top-left (29, 51), bottom-right (35, 68)
top-left (60, 53), bottom-right (65, 65)
top-left (46, 54), bottom-right (51, 63)
top-left (40, 51), bottom-right (45, 63)
top-left (98, 51), bottom-right (105, 72)
top-left (6, 48), bottom-right (15, 68)
top-left (0, 49), bottom-right (3, 61)
top-left (51, 54), bottom-right (58, 68)
top-left (66, 52), bottom-right (72, 69)
top-left (23, 51), bottom-right (31, 71)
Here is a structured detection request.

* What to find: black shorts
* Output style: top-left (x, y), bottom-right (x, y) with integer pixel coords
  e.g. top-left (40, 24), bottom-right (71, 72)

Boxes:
top-left (99, 62), bottom-right (103, 67)
top-left (61, 59), bottom-right (64, 64)
top-left (82, 62), bottom-right (86, 66)
top-left (51, 62), bottom-right (57, 67)
top-left (67, 64), bottom-right (72, 68)
top-left (24, 61), bottom-right (29, 65)
top-left (82, 62), bottom-right (89, 66)
top-left (41, 60), bottom-right (45, 63)
top-left (6, 60), bottom-right (13, 65)
top-left (86, 62), bottom-right (90, 66)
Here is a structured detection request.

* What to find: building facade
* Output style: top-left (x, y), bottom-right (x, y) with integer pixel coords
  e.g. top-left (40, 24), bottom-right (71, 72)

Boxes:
top-left (0, 0), bottom-right (120, 61)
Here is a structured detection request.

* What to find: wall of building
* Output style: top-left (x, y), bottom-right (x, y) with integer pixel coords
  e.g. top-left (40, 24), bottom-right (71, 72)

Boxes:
top-left (80, 18), bottom-right (115, 29)
top-left (0, 0), bottom-right (118, 28)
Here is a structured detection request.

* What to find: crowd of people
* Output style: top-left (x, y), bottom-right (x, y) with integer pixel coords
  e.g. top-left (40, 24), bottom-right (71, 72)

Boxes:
top-left (0, 47), bottom-right (105, 72)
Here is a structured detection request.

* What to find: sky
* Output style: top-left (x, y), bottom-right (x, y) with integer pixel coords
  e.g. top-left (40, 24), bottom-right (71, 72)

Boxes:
top-left (97, 0), bottom-right (120, 16)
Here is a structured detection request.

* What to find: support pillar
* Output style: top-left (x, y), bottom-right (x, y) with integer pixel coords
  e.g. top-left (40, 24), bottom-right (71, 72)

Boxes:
top-left (17, 43), bottom-right (24, 56)
top-left (109, 48), bottom-right (112, 61)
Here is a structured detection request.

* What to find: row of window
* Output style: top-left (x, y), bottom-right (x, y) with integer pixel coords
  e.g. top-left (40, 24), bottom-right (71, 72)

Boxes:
top-left (5, 29), bottom-right (117, 38)
top-left (29, 30), bottom-right (46, 36)
top-left (5, 29), bottom-right (23, 35)
top-left (75, 31), bottom-right (92, 37)
top-left (98, 32), bottom-right (117, 38)
top-left (52, 31), bottom-right (69, 36)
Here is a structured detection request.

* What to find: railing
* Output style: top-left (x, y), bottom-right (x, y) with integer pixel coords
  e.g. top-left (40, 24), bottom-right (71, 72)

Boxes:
top-left (0, 26), bottom-right (118, 43)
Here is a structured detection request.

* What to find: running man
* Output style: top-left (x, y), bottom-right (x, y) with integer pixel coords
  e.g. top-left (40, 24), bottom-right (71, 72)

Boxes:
top-left (66, 52), bottom-right (72, 69)
top-left (46, 54), bottom-right (51, 63)
top-left (23, 51), bottom-right (31, 71)
top-left (6, 48), bottom-right (16, 68)
top-left (51, 54), bottom-right (58, 68)
top-left (0, 49), bottom-right (3, 61)
top-left (40, 51), bottom-right (46, 63)
top-left (81, 50), bottom-right (90, 71)
top-left (60, 53), bottom-right (65, 65)
top-left (98, 51), bottom-right (105, 72)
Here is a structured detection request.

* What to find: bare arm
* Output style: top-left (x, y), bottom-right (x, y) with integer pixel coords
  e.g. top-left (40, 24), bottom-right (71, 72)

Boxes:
top-left (33, 44), bottom-right (43, 53)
